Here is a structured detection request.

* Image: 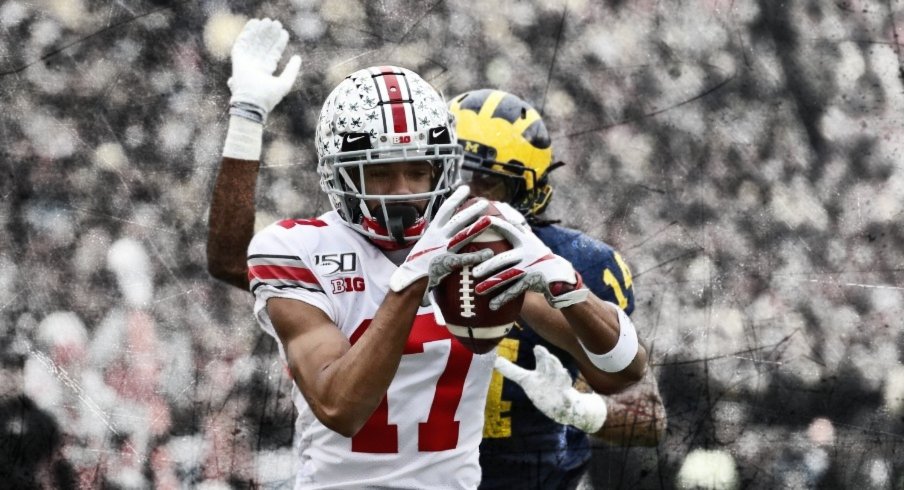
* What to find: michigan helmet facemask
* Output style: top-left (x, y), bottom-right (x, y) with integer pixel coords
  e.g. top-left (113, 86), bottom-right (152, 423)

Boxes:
top-left (449, 89), bottom-right (558, 219)
top-left (316, 66), bottom-right (462, 249)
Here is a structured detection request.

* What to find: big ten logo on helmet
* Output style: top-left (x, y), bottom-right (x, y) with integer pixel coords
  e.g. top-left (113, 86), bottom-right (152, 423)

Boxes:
top-left (331, 277), bottom-right (365, 294)
top-left (391, 135), bottom-right (411, 144)
top-left (314, 252), bottom-right (357, 276)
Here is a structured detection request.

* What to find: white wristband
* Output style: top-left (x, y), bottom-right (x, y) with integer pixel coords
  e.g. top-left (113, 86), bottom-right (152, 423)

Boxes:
top-left (222, 115), bottom-right (263, 161)
top-left (579, 304), bottom-right (639, 373)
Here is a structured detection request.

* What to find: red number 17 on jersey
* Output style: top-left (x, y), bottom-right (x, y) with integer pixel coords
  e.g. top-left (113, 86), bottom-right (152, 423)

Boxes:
top-left (348, 314), bottom-right (474, 453)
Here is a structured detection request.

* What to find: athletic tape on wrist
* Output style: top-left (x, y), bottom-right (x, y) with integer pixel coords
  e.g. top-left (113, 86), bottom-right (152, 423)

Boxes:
top-left (579, 304), bottom-right (639, 373)
top-left (228, 101), bottom-right (267, 124)
top-left (222, 115), bottom-right (263, 161)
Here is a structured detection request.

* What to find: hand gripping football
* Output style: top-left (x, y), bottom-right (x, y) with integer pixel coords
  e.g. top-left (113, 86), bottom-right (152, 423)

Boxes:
top-left (434, 199), bottom-right (525, 354)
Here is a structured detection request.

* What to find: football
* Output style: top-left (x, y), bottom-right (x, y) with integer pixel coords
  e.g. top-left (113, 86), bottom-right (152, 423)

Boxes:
top-left (434, 199), bottom-right (525, 354)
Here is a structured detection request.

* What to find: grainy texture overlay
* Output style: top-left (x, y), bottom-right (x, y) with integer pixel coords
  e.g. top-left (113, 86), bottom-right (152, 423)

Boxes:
top-left (2, 1), bottom-right (902, 488)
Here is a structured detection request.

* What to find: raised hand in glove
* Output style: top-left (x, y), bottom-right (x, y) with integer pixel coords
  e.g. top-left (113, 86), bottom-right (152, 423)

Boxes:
top-left (228, 18), bottom-right (301, 123)
top-left (494, 345), bottom-right (607, 433)
top-left (389, 187), bottom-right (494, 293)
top-left (473, 217), bottom-right (589, 310)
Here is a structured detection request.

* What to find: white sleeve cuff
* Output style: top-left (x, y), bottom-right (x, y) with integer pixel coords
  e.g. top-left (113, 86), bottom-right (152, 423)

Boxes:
top-left (222, 115), bottom-right (263, 161)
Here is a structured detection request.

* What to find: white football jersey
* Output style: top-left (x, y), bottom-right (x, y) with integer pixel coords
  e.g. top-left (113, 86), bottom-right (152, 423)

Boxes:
top-left (248, 211), bottom-right (495, 489)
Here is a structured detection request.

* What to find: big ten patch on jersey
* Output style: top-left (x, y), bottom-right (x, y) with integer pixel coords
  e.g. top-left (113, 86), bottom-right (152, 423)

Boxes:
top-left (248, 212), bottom-right (396, 314)
top-left (314, 252), bottom-right (365, 294)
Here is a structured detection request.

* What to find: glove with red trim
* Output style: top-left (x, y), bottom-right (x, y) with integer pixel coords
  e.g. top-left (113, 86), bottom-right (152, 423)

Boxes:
top-left (389, 187), bottom-right (494, 293)
top-left (473, 216), bottom-right (589, 310)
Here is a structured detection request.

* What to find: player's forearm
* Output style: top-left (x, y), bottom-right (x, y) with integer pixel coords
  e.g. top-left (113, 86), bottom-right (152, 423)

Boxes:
top-left (591, 370), bottom-right (667, 445)
top-left (560, 295), bottom-right (647, 386)
top-left (207, 157), bottom-right (260, 290)
top-left (212, 16), bottom-right (300, 289)
top-left (594, 397), bottom-right (666, 446)
top-left (303, 280), bottom-right (428, 436)
top-left (209, 112), bottom-right (265, 290)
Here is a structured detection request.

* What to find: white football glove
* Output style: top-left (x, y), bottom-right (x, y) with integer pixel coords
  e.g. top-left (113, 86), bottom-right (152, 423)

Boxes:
top-left (389, 187), bottom-right (494, 293)
top-left (473, 217), bottom-right (589, 310)
top-left (228, 18), bottom-right (301, 123)
top-left (494, 345), bottom-right (607, 433)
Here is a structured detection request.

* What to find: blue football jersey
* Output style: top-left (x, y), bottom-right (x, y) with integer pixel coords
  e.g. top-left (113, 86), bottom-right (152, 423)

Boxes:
top-left (478, 224), bottom-right (635, 490)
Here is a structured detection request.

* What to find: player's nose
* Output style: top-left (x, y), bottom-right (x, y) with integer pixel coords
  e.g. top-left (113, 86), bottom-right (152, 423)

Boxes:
top-left (386, 170), bottom-right (414, 195)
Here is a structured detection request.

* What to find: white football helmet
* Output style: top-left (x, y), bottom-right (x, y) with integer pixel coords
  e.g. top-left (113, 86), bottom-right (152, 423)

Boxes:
top-left (316, 65), bottom-right (463, 249)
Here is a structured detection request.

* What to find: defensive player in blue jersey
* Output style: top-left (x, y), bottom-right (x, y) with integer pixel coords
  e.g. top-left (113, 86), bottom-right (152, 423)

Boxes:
top-left (448, 89), bottom-right (666, 489)
top-left (205, 22), bottom-right (663, 489)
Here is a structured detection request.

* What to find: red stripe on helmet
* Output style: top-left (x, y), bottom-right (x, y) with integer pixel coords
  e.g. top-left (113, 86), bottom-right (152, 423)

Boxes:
top-left (380, 70), bottom-right (408, 133)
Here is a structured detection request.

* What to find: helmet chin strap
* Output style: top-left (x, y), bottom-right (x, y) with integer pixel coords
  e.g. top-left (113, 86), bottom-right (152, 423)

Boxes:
top-left (374, 204), bottom-right (420, 246)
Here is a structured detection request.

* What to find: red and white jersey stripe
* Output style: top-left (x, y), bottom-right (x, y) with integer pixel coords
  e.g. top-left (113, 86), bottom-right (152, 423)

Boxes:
top-left (247, 255), bottom-right (324, 294)
top-left (247, 210), bottom-right (494, 489)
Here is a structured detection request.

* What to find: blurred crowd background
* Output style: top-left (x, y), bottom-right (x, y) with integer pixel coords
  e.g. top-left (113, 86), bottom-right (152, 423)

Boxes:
top-left (2, 0), bottom-right (903, 488)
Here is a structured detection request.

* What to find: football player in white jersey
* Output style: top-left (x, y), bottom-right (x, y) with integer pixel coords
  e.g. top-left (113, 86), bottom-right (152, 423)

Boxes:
top-left (209, 19), bottom-right (648, 489)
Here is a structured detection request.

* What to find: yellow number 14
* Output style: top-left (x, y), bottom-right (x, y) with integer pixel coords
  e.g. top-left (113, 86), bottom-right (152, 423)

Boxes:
top-left (602, 252), bottom-right (633, 310)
